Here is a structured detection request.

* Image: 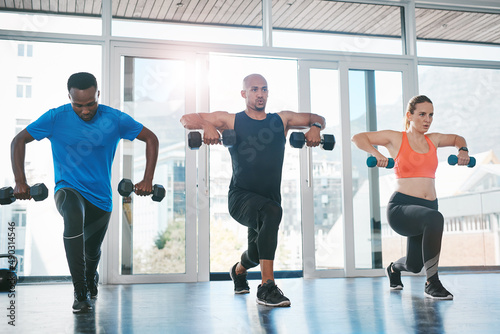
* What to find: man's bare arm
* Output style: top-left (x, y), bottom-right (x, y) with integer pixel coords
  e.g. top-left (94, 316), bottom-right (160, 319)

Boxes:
top-left (180, 112), bottom-right (235, 145)
top-left (11, 129), bottom-right (35, 199)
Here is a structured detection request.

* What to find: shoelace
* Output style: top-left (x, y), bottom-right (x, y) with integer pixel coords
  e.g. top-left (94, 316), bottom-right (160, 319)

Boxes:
top-left (268, 284), bottom-right (285, 297)
top-left (236, 273), bottom-right (247, 282)
top-left (429, 279), bottom-right (446, 293)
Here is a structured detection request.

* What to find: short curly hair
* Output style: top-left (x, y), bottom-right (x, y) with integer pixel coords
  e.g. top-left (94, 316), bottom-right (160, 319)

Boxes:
top-left (67, 72), bottom-right (98, 92)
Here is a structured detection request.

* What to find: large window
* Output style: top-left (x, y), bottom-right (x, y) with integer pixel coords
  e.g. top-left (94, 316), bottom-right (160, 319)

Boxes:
top-left (208, 55), bottom-right (301, 273)
top-left (119, 56), bottom-right (187, 275)
top-left (419, 65), bottom-right (500, 267)
top-left (0, 40), bottom-right (101, 276)
top-left (349, 69), bottom-right (405, 270)
top-left (308, 67), bottom-right (343, 271)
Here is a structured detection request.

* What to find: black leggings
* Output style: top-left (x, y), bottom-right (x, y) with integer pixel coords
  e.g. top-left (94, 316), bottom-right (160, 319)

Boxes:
top-left (228, 189), bottom-right (283, 269)
top-left (387, 192), bottom-right (444, 281)
top-left (55, 188), bottom-right (111, 291)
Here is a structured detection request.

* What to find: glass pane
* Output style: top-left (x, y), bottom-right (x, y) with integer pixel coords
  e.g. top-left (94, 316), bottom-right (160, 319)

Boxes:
top-left (120, 57), bottom-right (186, 275)
top-left (275, 31), bottom-right (402, 55)
top-left (349, 70), bottom-right (404, 269)
top-left (417, 41), bottom-right (500, 62)
top-left (273, 1), bottom-right (402, 55)
top-left (0, 11), bottom-right (101, 36)
top-left (208, 55), bottom-right (301, 272)
top-left (309, 68), bottom-right (344, 270)
top-left (25, 85), bottom-right (32, 98)
top-left (113, 20), bottom-right (262, 46)
top-left (16, 84), bottom-right (23, 98)
top-left (419, 65), bottom-right (500, 267)
top-left (0, 40), bottom-right (101, 277)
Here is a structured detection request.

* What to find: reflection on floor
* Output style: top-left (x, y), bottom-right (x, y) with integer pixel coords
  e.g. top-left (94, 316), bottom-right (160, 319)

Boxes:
top-left (2, 273), bottom-right (499, 333)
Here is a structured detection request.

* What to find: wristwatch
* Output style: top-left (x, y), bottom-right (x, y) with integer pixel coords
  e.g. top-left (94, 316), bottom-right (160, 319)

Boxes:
top-left (311, 122), bottom-right (322, 129)
top-left (458, 147), bottom-right (468, 152)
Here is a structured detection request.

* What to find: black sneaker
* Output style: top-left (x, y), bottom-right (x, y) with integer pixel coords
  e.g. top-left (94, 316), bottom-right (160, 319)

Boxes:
top-left (425, 279), bottom-right (453, 300)
top-left (72, 287), bottom-right (93, 313)
top-left (229, 263), bottom-right (250, 294)
top-left (256, 280), bottom-right (291, 307)
top-left (386, 263), bottom-right (403, 290)
top-left (87, 271), bottom-right (99, 300)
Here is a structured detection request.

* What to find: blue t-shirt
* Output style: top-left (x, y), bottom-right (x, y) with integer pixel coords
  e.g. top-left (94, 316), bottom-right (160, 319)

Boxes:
top-left (27, 103), bottom-right (143, 212)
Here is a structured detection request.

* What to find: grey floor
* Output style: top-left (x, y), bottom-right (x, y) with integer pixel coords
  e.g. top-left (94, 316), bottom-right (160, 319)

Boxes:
top-left (1, 273), bottom-right (499, 333)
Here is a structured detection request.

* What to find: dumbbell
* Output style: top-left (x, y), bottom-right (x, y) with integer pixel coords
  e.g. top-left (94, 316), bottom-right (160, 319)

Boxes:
top-left (367, 156), bottom-right (395, 169)
top-left (289, 132), bottom-right (335, 150)
top-left (188, 130), bottom-right (237, 149)
top-left (0, 183), bottom-right (49, 205)
top-left (448, 155), bottom-right (476, 168)
top-left (0, 254), bottom-right (17, 292)
top-left (117, 179), bottom-right (165, 202)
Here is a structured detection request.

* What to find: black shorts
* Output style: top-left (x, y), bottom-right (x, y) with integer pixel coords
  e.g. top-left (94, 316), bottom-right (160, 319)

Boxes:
top-left (228, 188), bottom-right (279, 229)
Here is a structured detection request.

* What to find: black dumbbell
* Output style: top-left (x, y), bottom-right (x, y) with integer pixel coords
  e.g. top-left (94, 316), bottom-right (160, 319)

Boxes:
top-left (188, 129), bottom-right (237, 149)
top-left (448, 155), bottom-right (476, 168)
top-left (0, 254), bottom-right (18, 292)
top-left (289, 132), bottom-right (335, 150)
top-left (0, 183), bottom-right (49, 205)
top-left (367, 156), bottom-right (395, 169)
top-left (117, 179), bottom-right (165, 202)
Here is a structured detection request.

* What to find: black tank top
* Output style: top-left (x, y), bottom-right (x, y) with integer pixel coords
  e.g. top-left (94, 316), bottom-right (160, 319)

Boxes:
top-left (229, 111), bottom-right (286, 203)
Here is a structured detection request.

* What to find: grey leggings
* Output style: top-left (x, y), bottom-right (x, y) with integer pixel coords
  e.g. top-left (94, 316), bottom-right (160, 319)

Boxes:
top-left (387, 192), bottom-right (444, 281)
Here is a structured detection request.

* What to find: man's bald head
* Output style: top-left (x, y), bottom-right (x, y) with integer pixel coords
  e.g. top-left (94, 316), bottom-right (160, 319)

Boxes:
top-left (241, 74), bottom-right (268, 113)
top-left (243, 74), bottom-right (267, 90)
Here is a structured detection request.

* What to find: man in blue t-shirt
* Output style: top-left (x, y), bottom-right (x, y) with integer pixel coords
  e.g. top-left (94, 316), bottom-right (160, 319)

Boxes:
top-left (11, 72), bottom-right (159, 313)
top-left (180, 74), bottom-right (326, 307)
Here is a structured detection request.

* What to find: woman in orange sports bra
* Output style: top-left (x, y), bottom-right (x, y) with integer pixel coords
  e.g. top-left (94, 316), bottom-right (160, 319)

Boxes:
top-left (352, 95), bottom-right (471, 300)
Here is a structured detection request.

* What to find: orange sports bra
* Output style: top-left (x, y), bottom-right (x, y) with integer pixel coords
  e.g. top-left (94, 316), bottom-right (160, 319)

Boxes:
top-left (394, 132), bottom-right (438, 179)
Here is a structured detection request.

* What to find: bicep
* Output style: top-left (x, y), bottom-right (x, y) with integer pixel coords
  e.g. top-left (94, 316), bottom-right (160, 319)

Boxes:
top-left (200, 112), bottom-right (232, 129)
top-left (135, 126), bottom-right (158, 144)
top-left (430, 133), bottom-right (458, 148)
top-left (182, 111), bottom-right (233, 130)
top-left (362, 130), bottom-right (397, 147)
top-left (281, 111), bottom-right (318, 129)
top-left (16, 128), bottom-right (35, 144)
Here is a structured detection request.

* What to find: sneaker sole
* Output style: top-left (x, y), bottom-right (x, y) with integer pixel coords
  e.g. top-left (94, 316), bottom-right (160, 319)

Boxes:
top-left (256, 298), bottom-right (291, 307)
top-left (385, 267), bottom-right (403, 290)
top-left (234, 289), bottom-right (250, 294)
top-left (72, 306), bottom-right (93, 314)
top-left (424, 292), bottom-right (453, 300)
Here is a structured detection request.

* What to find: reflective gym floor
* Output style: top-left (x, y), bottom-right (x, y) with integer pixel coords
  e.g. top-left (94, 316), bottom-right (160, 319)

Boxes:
top-left (2, 273), bottom-right (499, 333)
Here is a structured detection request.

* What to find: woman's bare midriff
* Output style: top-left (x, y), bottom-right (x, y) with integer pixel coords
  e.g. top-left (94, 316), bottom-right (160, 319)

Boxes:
top-left (396, 178), bottom-right (437, 201)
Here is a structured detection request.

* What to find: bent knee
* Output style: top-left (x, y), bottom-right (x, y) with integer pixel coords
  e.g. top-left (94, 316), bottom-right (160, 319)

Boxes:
top-left (406, 264), bottom-right (423, 274)
top-left (261, 202), bottom-right (283, 222)
top-left (425, 210), bottom-right (444, 230)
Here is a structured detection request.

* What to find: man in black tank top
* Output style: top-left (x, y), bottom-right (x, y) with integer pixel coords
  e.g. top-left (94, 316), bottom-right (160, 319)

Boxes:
top-left (180, 74), bottom-right (326, 307)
